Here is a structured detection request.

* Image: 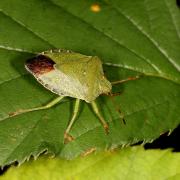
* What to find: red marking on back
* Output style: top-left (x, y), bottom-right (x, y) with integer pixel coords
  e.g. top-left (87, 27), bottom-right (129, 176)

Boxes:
top-left (25, 55), bottom-right (55, 75)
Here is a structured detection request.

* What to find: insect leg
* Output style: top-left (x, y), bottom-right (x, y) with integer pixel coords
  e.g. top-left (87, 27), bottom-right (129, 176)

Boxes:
top-left (9, 96), bottom-right (64, 117)
top-left (64, 99), bottom-right (80, 143)
top-left (110, 96), bottom-right (126, 124)
top-left (90, 101), bottom-right (109, 134)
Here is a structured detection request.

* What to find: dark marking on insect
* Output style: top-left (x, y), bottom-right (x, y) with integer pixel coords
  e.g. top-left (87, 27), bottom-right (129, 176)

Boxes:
top-left (25, 55), bottom-right (55, 75)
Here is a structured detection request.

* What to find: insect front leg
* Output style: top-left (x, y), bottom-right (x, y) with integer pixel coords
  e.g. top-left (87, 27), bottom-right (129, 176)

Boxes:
top-left (90, 101), bottom-right (109, 134)
top-left (64, 98), bottom-right (80, 144)
top-left (9, 96), bottom-right (64, 117)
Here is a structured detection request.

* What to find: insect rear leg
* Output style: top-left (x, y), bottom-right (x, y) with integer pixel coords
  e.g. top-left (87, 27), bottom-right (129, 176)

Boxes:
top-left (90, 101), bottom-right (109, 134)
top-left (9, 96), bottom-right (64, 117)
top-left (64, 98), bottom-right (80, 144)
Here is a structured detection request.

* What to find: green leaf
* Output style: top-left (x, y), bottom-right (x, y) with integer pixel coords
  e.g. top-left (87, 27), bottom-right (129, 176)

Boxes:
top-left (1, 147), bottom-right (180, 180)
top-left (0, 0), bottom-right (180, 166)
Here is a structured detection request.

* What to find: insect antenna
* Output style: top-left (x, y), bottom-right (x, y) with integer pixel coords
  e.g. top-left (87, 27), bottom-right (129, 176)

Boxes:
top-left (106, 75), bottom-right (142, 124)
top-left (111, 75), bottom-right (141, 85)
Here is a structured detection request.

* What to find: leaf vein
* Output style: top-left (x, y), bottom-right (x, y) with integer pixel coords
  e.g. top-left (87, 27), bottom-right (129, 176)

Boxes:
top-left (0, 45), bottom-right (35, 54)
top-left (0, 10), bottom-right (55, 49)
top-left (0, 73), bottom-right (27, 87)
top-left (102, 0), bottom-right (180, 71)
top-left (164, 0), bottom-right (180, 39)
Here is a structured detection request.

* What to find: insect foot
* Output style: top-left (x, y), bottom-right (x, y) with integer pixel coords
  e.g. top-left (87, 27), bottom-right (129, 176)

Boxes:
top-left (64, 132), bottom-right (74, 144)
top-left (104, 123), bottom-right (109, 134)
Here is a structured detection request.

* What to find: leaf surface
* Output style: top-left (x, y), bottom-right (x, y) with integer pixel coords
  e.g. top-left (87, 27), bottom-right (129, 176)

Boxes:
top-left (1, 147), bottom-right (180, 180)
top-left (0, 0), bottom-right (180, 166)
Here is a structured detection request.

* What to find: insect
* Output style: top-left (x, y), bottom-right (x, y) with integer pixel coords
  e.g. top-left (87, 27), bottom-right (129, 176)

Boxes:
top-left (9, 49), bottom-right (139, 143)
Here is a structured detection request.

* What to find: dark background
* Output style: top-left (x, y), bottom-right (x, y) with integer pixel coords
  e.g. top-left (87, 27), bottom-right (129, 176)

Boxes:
top-left (177, 0), bottom-right (180, 7)
top-left (145, 124), bottom-right (179, 151)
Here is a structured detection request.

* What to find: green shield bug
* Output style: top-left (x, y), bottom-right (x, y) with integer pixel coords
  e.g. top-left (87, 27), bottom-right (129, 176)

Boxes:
top-left (9, 49), bottom-right (140, 143)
